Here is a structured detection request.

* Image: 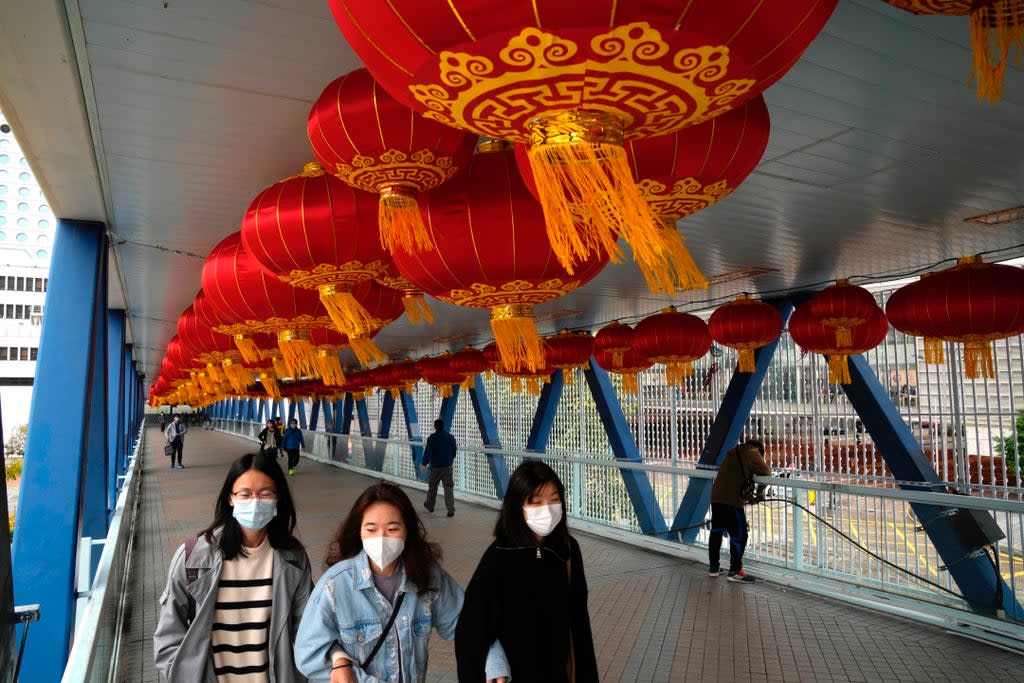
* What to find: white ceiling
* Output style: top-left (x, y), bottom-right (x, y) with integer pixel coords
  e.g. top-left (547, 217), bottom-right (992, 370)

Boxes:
top-left (1, 0), bottom-right (1023, 382)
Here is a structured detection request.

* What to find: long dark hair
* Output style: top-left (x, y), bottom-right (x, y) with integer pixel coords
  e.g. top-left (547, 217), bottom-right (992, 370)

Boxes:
top-left (494, 459), bottom-right (570, 549)
top-left (198, 451), bottom-right (302, 560)
top-left (325, 482), bottom-right (441, 594)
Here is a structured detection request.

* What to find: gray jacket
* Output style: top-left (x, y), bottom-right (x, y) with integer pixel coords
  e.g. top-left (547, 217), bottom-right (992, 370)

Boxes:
top-left (153, 531), bottom-right (313, 682)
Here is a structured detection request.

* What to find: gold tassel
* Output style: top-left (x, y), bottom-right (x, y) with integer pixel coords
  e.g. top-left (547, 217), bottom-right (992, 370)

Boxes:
top-left (234, 334), bottom-right (262, 363)
top-left (259, 373), bottom-right (282, 399)
top-left (738, 349), bottom-right (757, 373)
top-left (402, 292), bottom-right (435, 324)
top-left (826, 354), bottom-right (852, 385)
top-left (349, 334), bottom-right (387, 366)
top-left (316, 350), bottom-right (347, 386)
top-left (510, 376), bottom-right (523, 394)
top-left (389, 387), bottom-right (400, 399)
top-left (206, 363), bottom-right (224, 384)
top-left (665, 360), bottom-right (695, 387)
top-left (272, 355), bottom-right (291, 379)
top-left (963, 341), bottom-right (996, 379)
top-left (222, 360), bottom-right (252, 394)
top-left (437, 383), bottom-right (453, 398)
top-left (834, 328), bottom-right (853, 349)
top-left (318, 284), bottom-right (379, 339)
top-left (490, 304), bottom-right (544, 373)
top-left (923, 338), bottom-right (945, 365)
top-left (278, 331), bottom-right (319, 378)
top-left (379, 185), bottom-right (435, 254)
top-left (525, 377), bottom-right (541, 395)
top-left (970, 0), bottom-right (1024, 103)
top-left (612, 350), bottom-right (625, 366)
top-left (634, 219), bottom-right (708, 295)
top-left (622, 373), bottom-right (639, 394)
top-left (562, 367), bottom-right (575, 385)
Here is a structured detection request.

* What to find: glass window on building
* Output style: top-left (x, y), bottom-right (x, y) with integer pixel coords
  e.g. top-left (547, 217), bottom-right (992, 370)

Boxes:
top-left (3, 304), bottom-right (11, 318)
top-left (34, 278), bottom-right (43, 292)
top-left (30, 347), bottom-right (38, 361)
top-left (19, 347), bottom-right (28, 361)
top-left (16, 276), bottom-right (24, 290)
top-left (0, 348), bottom-right (7, 361)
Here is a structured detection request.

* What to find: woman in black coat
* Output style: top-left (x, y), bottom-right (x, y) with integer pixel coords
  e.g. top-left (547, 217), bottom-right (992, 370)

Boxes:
top-left (455, 460), bottom-right (599, 682)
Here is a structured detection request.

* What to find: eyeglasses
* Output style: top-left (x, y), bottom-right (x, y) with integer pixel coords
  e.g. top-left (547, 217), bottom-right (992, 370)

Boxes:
top-left (232, 489), bottom-right (277, 501)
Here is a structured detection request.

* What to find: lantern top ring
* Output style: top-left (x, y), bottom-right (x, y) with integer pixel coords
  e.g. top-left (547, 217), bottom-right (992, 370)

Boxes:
top-left (492, 302), bottom-right (534, 320)
top-left (379, 184), bottom-right (419, 205)
top-left (278, 329), bottom-right (310, 343)
top-left (528, 109), bottom-right (628, 148)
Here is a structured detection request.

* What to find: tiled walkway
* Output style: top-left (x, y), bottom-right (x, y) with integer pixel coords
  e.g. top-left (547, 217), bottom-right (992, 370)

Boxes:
top-left (119, 427), bottom-right (1024, 682)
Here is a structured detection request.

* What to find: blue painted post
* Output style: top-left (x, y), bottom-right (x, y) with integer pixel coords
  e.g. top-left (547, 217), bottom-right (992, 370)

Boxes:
top-left (364, 394), bottom-right (394, 472)
top-left (297, 399), bottom-right (308, 429)
top-left (582, 361), bottom-right (667, 535)
top-left (378, 393), bottom-right (395, 438)
top-left (287, 399), bottom-right (297, 424)
top-left (82, 233), bottom-right (109, 558)
top-left (340, 394), bottom-right (354, 434)
top-left (843, 355), bottom-right (1024, 618)
top-left (13, 219), bottom-right (105, 680)
top-left (526, 370), bottom-right (565, 451)
top-left (322, 398), bottom-right (335, 430)
top-left (439, 384), bottom-right (460, 429)
top-left (258, 398), bottom-right (267, 424)
top-left (309, 398), bottom-right (321, 432)
top-left (355, 398), bottom-right (372, 435)
top-left (675, 299), bottom-right (793, 542)
top-left (107, 311), bottom-right (126, 505)
top-left (399, 391), bottom-right (427, 480)
top-left (467, 375), bottom-right (509, 497)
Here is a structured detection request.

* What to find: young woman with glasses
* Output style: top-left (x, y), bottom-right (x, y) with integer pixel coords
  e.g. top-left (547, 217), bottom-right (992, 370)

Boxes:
top-left (154, 451), bottom-right (313, 681)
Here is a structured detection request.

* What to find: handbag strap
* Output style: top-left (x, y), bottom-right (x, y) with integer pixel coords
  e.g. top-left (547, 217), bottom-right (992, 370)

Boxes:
top-left (362, 591), bottom-right (406, 669)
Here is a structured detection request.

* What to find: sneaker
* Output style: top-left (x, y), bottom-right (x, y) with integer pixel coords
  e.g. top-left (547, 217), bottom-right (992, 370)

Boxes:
top-left (708, 568), bottom-right (723, 578)
top-left (727, 570), bottom-right (755, 583)
top-left (176, 464), bottom-right (185, 469)
top-left (423, 504), bottom-right (434, 513)
top-left (446, 511), bottom-right (455, 517)
top-left (288, 468), bottom-right (296, 476)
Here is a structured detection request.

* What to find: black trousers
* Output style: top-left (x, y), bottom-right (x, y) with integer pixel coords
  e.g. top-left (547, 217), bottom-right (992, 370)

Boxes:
top-left (169, 438), bottom-right (183, 465)
top-left (708, 503), bottom-right (748, 573)
top-left (285, 448), bottom-right (300, 469)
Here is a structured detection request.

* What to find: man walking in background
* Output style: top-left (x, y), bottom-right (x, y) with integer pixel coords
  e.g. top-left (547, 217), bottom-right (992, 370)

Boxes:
top-left (708, 438), bottom-right (771, 582)
top-left (164, 414), bottom-right (188, 469)
top-left (282, 418), bottom-right (305, 476)
top-left (421, 418), bottom-right (458, 517)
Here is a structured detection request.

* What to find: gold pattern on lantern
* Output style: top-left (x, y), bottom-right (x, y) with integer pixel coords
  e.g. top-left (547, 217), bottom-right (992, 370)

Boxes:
top-left (637, 177), bottom-right (732, 220)
top-left (443, 279), bottom-right (577, 307)
top-left (331, 149), bottom-right (458, 193)
top-left (278, 260), bottom-right (388, 289)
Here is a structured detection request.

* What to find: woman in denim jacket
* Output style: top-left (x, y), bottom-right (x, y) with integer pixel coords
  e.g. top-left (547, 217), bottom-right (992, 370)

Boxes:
top-left (295, 483), bottom-right (463, 682)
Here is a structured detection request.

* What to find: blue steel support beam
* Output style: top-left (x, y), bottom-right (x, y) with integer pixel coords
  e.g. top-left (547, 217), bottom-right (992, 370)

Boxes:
top-left (107, 311), bottom-right (126, 506)
top-left (121, 346), bottom-right (133, 469)
top-left (467, 375), bottom-right (509, 497)
top-left (287, 399), bottom-right (297, 423)
top-left (356, 397), bottom-right (383, 471)
top-left (322, 398), bottom-right (334, 430)
top-left (843, 355), bottom-right (1024, 619)
top-left (13, 219), bottom-right (105, 679)
top-left (340, 394), bottom-right (354, 434)
top-left (378, 393), bottom-right (395, 438)
top-left (439, 384), bottom-right (460, 430)
top-left (399, 391), bottom-right (427, 481)
top-left (676, 300), bottom-right (793, 542)
top-left (309, 398), bottom-right (321, 432)
top-left (526, 370), bottom-right (565, 451)
top-left (355, 398), bottom-right (372, 436)
top-left (582, 362), bottom-right (666, 535)
top-left (297, 399), bottom-right (308, 429)
top-left (82, 232), bottom-right (109, 562)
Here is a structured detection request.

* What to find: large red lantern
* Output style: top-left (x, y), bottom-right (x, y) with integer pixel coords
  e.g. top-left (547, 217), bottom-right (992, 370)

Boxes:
top-left (308, 68), bottom-right (478, 255)
top-left (419, 354), bottom-right (466, 397)
top-left (810, 279), bottom-right (882, 348)
top-left (239, 163), bottom-right (391, 362)
top-left (593, 348), bottom-right (654, 394)
top-left (885, 276), bottom-right (944, 365)
top-left (892, 255), bottom-right (1024, 379)
top-left (329, 0), bottom-right (835, 284)
top-left (391, 148), bottom-right (608, 373)
top-left (632, 307), bottom-right (712, 386)
top-left (594, 321), bottom-right (634, 366)
top-left (789, 302), bottom-right (889, 384)
top-left (882, 1), bottom-right (1022, 103)
top-left (375, 261), bottom-right (435, 325)
top-left (450, 347), bottom-right (494, 388)
top-left (544, 330), bottom-right (594, 384)
top-left (708, 295), bottom-right (783, 373)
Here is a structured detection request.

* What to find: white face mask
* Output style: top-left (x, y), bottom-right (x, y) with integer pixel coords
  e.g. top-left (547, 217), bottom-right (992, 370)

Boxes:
top-left (232, 498), bottom-right (277, 531)
top-left (524, 503), bottom-right (563, 537)
top-left (363, 536), bottom-right (405, 570)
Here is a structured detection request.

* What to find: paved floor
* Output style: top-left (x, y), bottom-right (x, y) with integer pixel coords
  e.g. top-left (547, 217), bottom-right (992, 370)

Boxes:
top-left (119, 426), bottom-right (1024, 682)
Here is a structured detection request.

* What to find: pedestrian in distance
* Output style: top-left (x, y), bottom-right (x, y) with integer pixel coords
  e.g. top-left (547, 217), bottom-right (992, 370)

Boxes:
top-left (165, 414), bottom-right (188, 469)
top-left (282, 418), bottom-right (305, 476)
top-left (421, 418), bottom-right (458, 517)
top-left (455, 459), bottom-right (599, 683)
top-left (294, 482), bottom-right (467, 682)
top-left (708, 438), bottom-right (772, 582)
top-left (258, 418), bottom-right (283, 457)
top-left (153, 451), bottom-right (313, 681)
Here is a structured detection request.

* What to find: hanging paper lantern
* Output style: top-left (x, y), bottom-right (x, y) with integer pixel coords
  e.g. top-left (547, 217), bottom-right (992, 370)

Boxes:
top-left (895, 255), bottom-right (1024, 379)
top-left (387, 359), bottom-right (424, 396)
top-left (419, 354), bottom-right (466, 398)
top-left (709, 295), bottom-right (784, 373)
top-left (632, 307), bottom-right (712, 386)
top-left (544, 330), bottom-right (594, 385)
top-left (882, 0), bottom-right (1022, 103)
top-left (593, 348), bottom-right (654, 394)
top-left (809, 279), bottom-right (882, 348)
top-left (789, 302), bottom-right (889, 384)
top-left (329, 0), bottom-right (836, 283)
top-left (449, 347), bottom-right (494, 388)
top-left (239, 163), bottom-right (391, 362)
top-left (594, 321), bottom-right (634, 366)
top-left (391, 148), bottom-right (608, 373)
top-left (884, 276), bottom-right (945, 365)
top-left (375, 260), bottom-right (436, 325)
top-left (308, 68), bottom-right (478, 255)
top-left (494, 356), bottom-right (553, 395)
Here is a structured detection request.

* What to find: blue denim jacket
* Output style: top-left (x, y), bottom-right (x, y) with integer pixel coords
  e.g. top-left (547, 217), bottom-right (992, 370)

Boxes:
top-left (294, 551), bottom-right (463, 682)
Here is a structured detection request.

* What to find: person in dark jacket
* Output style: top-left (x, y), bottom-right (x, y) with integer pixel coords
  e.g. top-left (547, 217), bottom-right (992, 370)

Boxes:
top-left (282, 418), bottom-right (305, 476)
top-left (421, 418), bottom-right (458, 517)
top-left (708, 438), bottom-right (772, 582)
top-left (258, 418), bottom-right (283, 457)
top-left (455, 460), bottom-right (599, 683)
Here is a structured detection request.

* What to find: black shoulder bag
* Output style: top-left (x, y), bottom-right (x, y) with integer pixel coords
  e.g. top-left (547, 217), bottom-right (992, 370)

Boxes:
top-left (736, 451), bottom-right (767, 505)
top-left (362, 592), bottom-right (406, 669)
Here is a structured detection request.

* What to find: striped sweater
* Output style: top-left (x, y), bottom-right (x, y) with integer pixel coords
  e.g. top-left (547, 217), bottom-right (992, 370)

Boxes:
top-left (211, 539), bottom-right (274, 682)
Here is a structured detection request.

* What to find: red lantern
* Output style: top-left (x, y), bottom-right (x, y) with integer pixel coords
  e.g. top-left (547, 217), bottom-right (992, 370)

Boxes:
top-left (329, 0), bottom-right (835, 284)
top-left (881, 1), bottom-right (1022, 102)
top-left (544, 330), bottom-right (594, 384)
top-left (632, 308), bottom-right (712, 386)
top-left (239, 164), bottom-right (391, 364)
top-left (450, 347), bottom-right (494, 388)
top-left (593, 348), bottom-right (654, 394)
top-left (789, 302), bottom-right (888, 384)
top-left (894, 255), bottom-right (1024, 379)
top-left (709, 295), bottom-right (784, 373)
top-left (391, 148), bottom-right (607, 373)
top-left (810, 279), bottom-right (881, 348)
top-left (419, 354), bottom-right (465, 397)
top-left (594, 321), bottom-right (634, 366)
top-left (885, 277), bottom-right (945, 365)
top-left (375, 261), bottom-right (435, 325)
top-left (308, 68), bottom-right (478, 255)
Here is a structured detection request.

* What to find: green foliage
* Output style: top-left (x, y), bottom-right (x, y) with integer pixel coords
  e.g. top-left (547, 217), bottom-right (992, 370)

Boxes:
top-left (994, 408), bottom-right (1024, 475)
top-left (4, 424), bottom-right (27, 459)
top-left (5, 458), bottom-right (22, 481)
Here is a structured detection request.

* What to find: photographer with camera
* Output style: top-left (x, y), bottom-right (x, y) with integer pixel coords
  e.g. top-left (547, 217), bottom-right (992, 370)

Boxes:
top-left (708, 438), bottom-right (771, 583)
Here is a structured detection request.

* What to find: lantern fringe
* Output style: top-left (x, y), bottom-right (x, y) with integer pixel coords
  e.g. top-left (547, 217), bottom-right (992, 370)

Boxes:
top-left (635, 222), bottom-right (708, 295)
top-left (389, 387), bottom-right (401, 399)
top-left (206, 363), bottom-right (224, 384)
top-left (970, 0), bottom-right (1024, 104)
top-left (612, 350), bottom-right (625, 366)
top-left (278, 336), bottom-right (319, 378)
top-left (222, 361), bottom-right (252, 394)
top-left (437, 383), bottom-right (454, 398)
top-left (490, 307), bottom-right (545, 373)
top-left (317, 351), bottom-right (347, 386)
top-left (665, 361), bottom-right (695, 387)
top-left (402, 293), bottom-right (435, 324)
top-left (738, 349), bottom-right (757, 373)
top-left (924, 338), bottom-right (945, 365)
top-left (509, 376), bottom-right (523, 394)
top-left (826, 354), bottom-right (852, 385)
top-left (834, 328), bottom-right (853, 348)
top-left (272, 355), bottom-right (291, 379)
top-left (622, 373), bottom-right (640, 394)
top-left (525, 377), bottom-right (542, 396)
top-left (234, 335), bottom-right (262, 364)
top-left (379, 189), bottom-right (435, 254)
top-left (319, 286), bottom-right (379, 339)
top-left (349, 334), bottom-right (388, 367)
top-left (561, 367), bottom-right (575, 385)
top-left (260, 374), bottom-right (282, 399)
top-left (963, 342), bottom-right (996, 379)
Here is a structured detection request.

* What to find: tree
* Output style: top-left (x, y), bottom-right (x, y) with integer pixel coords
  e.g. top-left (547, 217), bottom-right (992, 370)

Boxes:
top-left (4, 424), bottom-right (27, 459)
top-left (994, 409), bottom-right (1024, 475)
